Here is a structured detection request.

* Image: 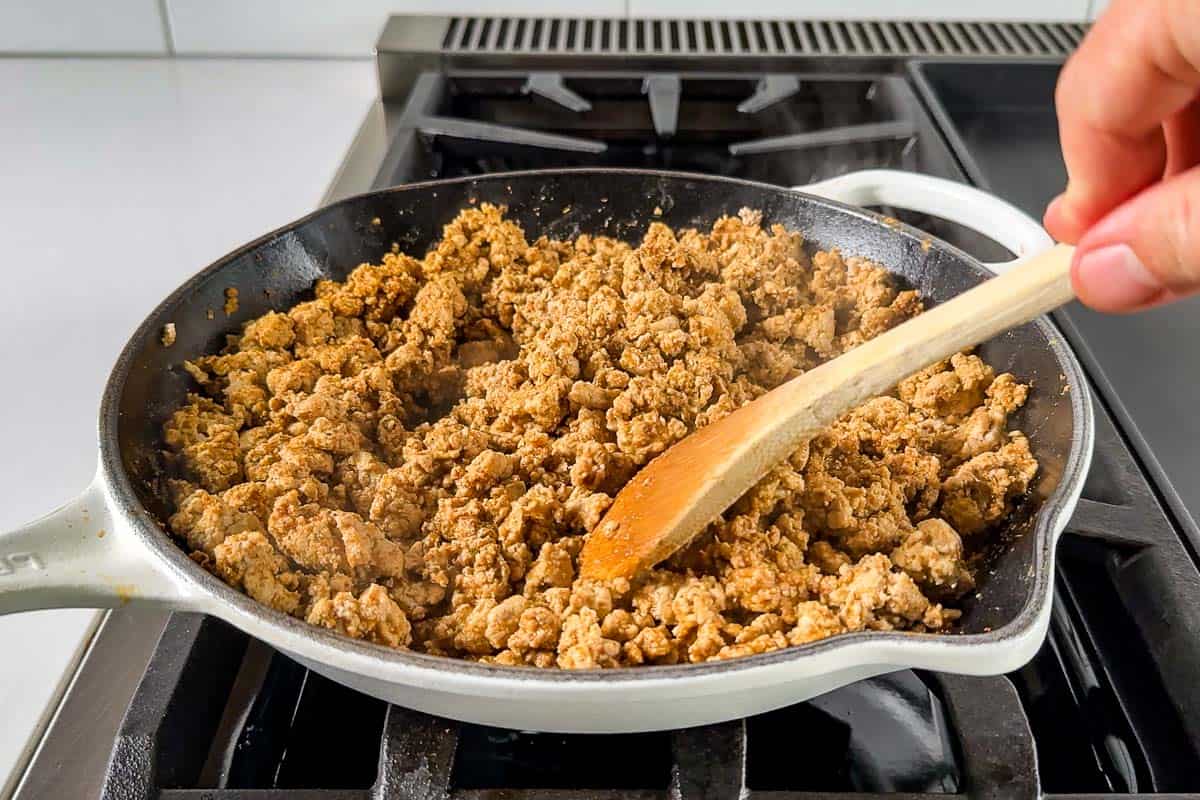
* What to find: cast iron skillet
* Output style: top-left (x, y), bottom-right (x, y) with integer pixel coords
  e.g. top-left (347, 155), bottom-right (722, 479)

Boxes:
top-left (0, 169), bottom-right (1092, 733)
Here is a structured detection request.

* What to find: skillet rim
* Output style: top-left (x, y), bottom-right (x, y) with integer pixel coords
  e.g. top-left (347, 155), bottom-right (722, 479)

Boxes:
top-left (99, 167), bottom-right (1093, 684)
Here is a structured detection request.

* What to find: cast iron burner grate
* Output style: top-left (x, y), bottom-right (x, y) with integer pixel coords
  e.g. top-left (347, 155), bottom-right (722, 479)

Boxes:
top-left (375, 73), bottom-right (958, 191)
top-left (103, 614), bottom-right (1024, 799)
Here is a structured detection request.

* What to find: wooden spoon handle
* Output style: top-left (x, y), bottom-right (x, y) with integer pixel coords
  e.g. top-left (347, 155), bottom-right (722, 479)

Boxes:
top-left (776, 243), bottom-right (1076, 435)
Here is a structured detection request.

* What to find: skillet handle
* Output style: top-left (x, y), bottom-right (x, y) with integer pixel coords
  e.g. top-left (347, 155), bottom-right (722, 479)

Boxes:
top-left (0, 468), bottom-right (188, 615)
top-left (801, 169), bottom-right (1055, 274)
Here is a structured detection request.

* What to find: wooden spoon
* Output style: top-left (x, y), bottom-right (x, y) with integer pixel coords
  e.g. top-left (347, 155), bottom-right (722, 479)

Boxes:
top-left (579, 243), bottom-right (1075, 581)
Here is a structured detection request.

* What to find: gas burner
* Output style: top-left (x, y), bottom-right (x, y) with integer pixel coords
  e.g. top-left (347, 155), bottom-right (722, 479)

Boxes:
top-left (386, 71), bottom-right (928, 174)
top-left (397, 73), bottom-right (607, 156)
top-left (377, 72), bottom-right (945, 190)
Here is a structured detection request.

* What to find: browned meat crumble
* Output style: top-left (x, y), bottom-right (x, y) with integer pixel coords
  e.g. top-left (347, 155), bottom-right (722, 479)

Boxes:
top-left (161, 205), bottom-right (1037, 668)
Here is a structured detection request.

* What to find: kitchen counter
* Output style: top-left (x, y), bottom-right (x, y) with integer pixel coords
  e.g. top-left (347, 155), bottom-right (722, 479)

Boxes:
top-left (0, 56), bottom-right (375, 797)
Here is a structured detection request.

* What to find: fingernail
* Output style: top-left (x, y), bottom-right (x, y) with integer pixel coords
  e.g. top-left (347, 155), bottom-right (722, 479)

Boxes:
top-left (1074, 244), bottom-right (1162, 311)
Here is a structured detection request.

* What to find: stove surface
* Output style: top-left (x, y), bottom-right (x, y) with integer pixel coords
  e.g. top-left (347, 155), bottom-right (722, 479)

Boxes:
top-left (16, 19), bottom-right (1200, 800)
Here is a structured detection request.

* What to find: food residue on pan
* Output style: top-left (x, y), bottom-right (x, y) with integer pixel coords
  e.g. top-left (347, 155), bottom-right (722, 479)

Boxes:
top-left (160, 204), bottom-right (1038, 668)
top-left (160, 323), bottom-right (177, 347)
top-left (206, 309), bottom-right (215, 320)
top-left (223, 288), bottom-right (239, 316)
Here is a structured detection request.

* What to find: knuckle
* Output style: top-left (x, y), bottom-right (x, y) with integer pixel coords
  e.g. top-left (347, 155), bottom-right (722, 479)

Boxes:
top-left (1156, 184), bottom-right (1200, 288)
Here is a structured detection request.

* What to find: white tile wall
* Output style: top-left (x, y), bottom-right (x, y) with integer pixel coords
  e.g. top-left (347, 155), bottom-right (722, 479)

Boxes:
top-left (0, 0), bottom-right (166, 54)
top-left (629, 0), bottom-right (1089, 21)
top-left (1088, 0), bottom-right (1111, 19)
top-left (166, 0), bottom-right (625, 57)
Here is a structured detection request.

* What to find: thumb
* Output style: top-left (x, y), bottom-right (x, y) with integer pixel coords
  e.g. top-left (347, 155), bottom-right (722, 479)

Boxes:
top-left (1070, 165), bottom-right (1200, 312)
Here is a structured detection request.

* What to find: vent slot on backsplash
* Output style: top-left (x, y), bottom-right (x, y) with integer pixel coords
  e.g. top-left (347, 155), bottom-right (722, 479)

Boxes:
top-left (439, 16), bottom-right (1085, 58)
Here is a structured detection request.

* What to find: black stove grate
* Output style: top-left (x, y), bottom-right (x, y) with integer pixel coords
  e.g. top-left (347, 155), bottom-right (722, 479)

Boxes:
top-left (375, 73), bottom-right (962, 190)
top-left (104, 615), bottom-right (1037, 800)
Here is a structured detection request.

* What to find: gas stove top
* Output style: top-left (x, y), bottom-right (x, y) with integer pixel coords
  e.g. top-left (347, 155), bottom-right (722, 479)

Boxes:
top-left (15, 15), bottom-right (1200, 800)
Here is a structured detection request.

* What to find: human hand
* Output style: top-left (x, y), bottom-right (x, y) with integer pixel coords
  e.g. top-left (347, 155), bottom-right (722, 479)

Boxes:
top-left (1044, 0), bottom-right (1200, 312)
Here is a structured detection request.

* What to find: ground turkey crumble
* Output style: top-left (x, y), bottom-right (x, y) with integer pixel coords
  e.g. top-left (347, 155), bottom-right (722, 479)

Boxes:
top-left (162, 205), bottom-right (1038, 668)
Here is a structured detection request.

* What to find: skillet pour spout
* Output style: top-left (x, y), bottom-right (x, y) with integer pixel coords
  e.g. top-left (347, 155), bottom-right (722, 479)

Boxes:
top-left (0, 169), bottom-right (1092, 733)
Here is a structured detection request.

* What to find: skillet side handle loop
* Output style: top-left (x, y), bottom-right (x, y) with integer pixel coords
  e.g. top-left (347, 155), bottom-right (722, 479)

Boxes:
top-left (801, 169), bottom-right (1055, 274)
top-left (0, 468), bottom-right (185, 616)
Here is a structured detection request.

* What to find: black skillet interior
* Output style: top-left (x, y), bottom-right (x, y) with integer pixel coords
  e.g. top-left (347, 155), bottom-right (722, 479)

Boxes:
top-left (117, 169), bottom-right (1079, 638)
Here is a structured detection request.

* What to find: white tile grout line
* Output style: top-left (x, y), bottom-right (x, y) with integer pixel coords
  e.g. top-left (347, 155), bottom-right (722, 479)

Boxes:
top-left (156, 0), bottom-right (176, 55)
